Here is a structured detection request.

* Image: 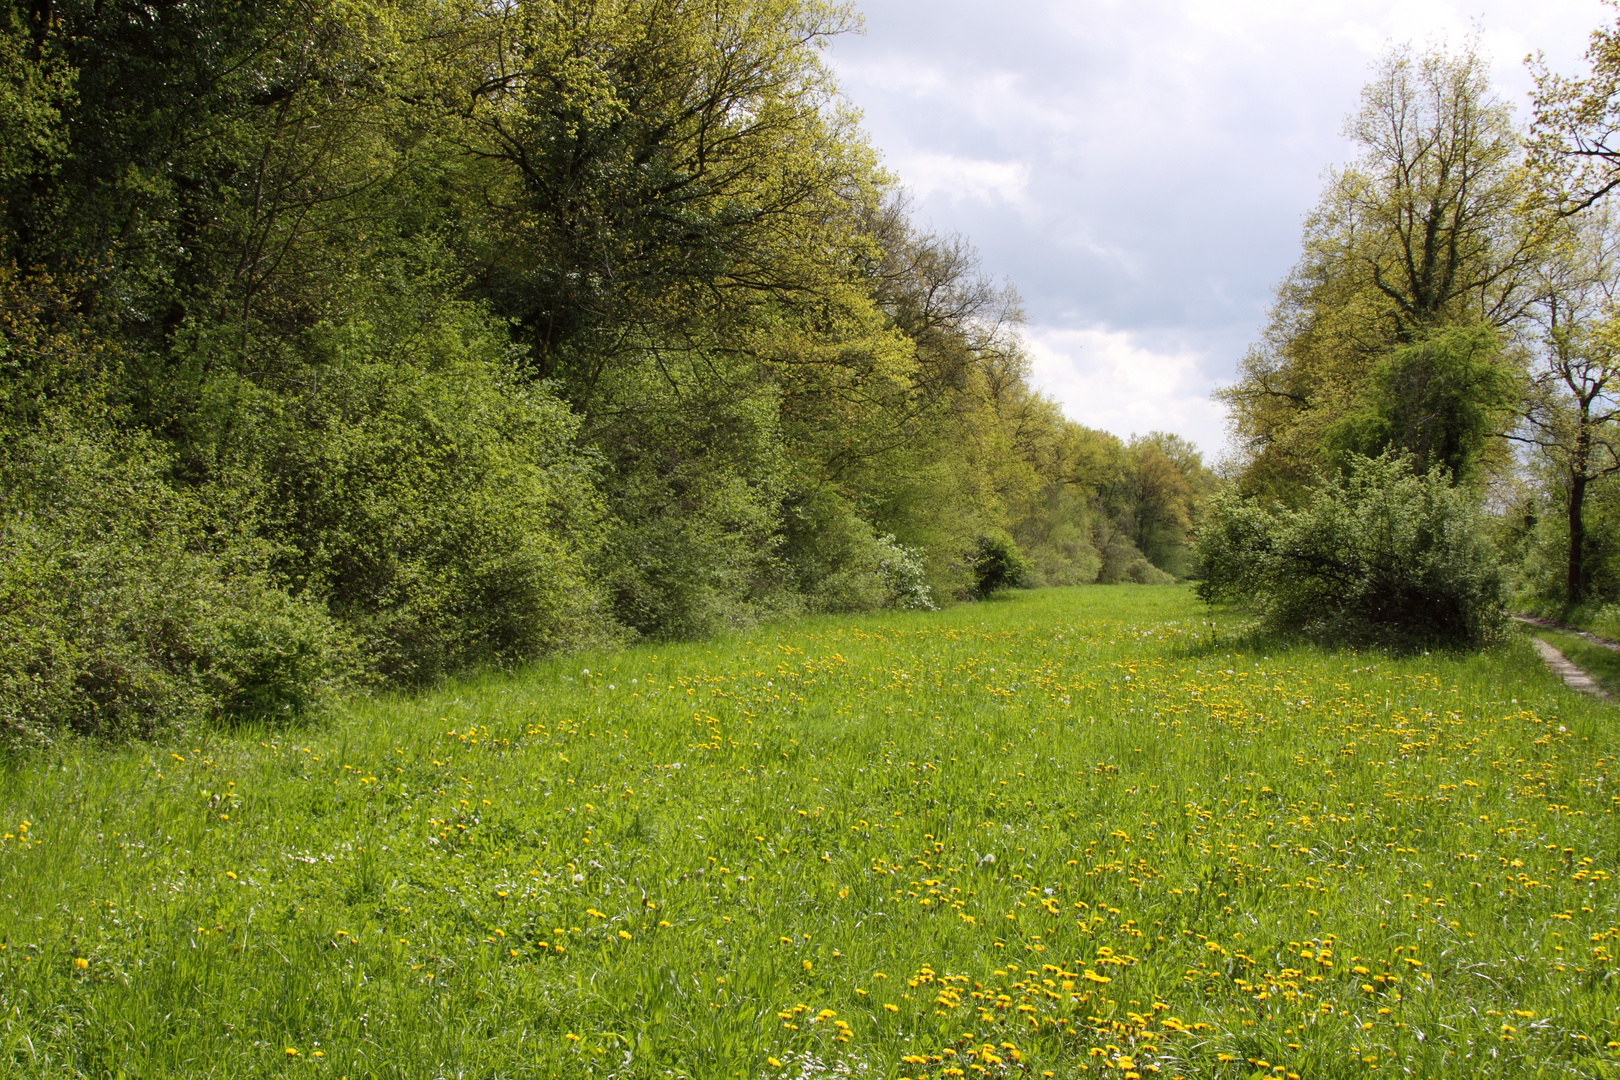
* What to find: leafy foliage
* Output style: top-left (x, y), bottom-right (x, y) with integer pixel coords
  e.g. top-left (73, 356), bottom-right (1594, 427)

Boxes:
top-left (0, 423), bottom-right (349, 747)
top-left (1196, 454), bottom-right (1506, 645)
top-left (1221, 45), bottom-right (1536, 499)
top-left (0, 0), bottom-right (1217, 741)
top-left (1322, 324), bottom-right (1519, 484)
top-left (970, 530), bottom-right (1032, 598)
top-left (234, 291), bottom-right (612, 684)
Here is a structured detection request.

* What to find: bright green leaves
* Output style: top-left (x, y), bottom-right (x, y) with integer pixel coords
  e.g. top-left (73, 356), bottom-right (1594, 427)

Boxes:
top-left (1322, 324), bottom-right (1520, 485)
top-left (1196, 453), bottom-right (1506, 645)
top-left (1221, 44), bottom-right (1538, 501)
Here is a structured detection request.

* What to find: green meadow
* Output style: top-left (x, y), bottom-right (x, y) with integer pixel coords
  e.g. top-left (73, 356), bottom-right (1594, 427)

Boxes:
top-left (3, 585), bottom-right (1618, 1079)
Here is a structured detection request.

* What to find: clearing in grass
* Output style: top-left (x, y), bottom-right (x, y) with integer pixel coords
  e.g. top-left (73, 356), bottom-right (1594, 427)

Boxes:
top-left (2, 585), bottom-right (1617, 1078)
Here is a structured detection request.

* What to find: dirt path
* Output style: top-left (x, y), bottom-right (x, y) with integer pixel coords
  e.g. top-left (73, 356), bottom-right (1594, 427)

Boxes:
top-left (1513, 616), bottom-right (1611, 698)
top-left (1514, 613), bottom-right (1620, 653)
top-left (1525, 636), bottom-right (1609, 698)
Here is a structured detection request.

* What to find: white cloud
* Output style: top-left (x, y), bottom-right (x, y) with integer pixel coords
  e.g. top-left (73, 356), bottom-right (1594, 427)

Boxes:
top-left (839, 55), bottom-right (1075, 137)
top-left (890, 152), bottom-right (1032, 206)
top-left (1021, 325), bottom-right (1229, 458)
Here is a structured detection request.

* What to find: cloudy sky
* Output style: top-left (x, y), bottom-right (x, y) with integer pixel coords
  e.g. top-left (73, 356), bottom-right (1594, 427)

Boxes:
top-left (825, 0), bottom-right (1612, 460)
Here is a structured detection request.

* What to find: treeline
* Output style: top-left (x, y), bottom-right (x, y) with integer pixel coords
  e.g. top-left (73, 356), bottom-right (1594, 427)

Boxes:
top-left (1206, 27), bottom-right (1620, 645)
top-left (0, 0), bottom-right (1212, 744)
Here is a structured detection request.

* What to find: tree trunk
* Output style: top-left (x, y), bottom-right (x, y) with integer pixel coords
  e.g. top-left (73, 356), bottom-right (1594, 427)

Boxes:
top-left (1568, 420), bottom-right (1592, 607)
top-left (1568, 469), bottom-right (1587, 606)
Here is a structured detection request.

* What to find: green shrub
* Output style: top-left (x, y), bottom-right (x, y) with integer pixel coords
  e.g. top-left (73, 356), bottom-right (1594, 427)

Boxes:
top-left (0, 424), bottom-right (350, 746)
top-left (778, 489), bottom-right (935, 613)
top-left (588, 351), bottom-right (794, 640)
top-left (238, 300), bottom-right (612, 684)
top-left (1095, 529), bottom-right (1176, 586)
top-left (1119, 554), bottom-right (1177, 586)
top-left (972, 530), bottom-right (1032, 598)
top-left (1195, 454), bottom-right (1504, 645)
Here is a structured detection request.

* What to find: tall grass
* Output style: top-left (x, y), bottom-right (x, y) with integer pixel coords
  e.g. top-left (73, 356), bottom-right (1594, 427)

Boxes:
top-left (1, 586), bottom-right (1615, 1078)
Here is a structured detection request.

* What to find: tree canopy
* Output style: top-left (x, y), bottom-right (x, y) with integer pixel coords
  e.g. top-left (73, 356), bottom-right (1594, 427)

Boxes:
top-left (1221, 45), bottom-right (1536, 499)
top-left (0, 0), bottom-right (1213, 743)
top-left (1219, 27), bottom-right (1620, 633)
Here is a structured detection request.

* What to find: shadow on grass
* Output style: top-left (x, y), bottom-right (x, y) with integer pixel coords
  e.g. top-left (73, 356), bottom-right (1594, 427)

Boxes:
top-left (1163, 605), bottom-right (1269, 659)
top-left (1166, 603), bottom-right (1505, 662)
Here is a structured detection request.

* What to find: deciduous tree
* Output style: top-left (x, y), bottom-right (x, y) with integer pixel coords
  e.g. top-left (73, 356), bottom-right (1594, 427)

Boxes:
top-left (1223, 43), bottom-right (1539, 497)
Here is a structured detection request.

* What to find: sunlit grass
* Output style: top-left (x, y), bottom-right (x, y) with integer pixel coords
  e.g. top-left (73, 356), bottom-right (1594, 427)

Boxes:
top-left (2, 585), bottom-right (1616, 1078)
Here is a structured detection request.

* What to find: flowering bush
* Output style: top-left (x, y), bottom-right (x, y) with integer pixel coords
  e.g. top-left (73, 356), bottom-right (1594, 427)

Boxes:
top-left (874, 534), bottom-right (935, 610)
